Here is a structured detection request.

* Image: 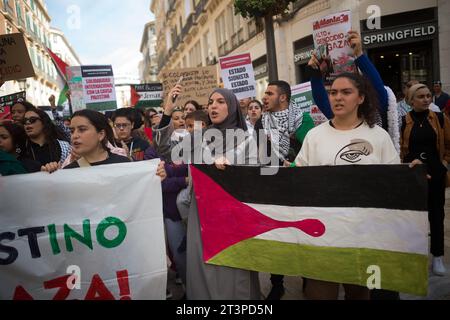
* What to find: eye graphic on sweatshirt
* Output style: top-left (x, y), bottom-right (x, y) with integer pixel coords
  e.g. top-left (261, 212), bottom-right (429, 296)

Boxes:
top-left (335, 139), bottom-right (373, 164)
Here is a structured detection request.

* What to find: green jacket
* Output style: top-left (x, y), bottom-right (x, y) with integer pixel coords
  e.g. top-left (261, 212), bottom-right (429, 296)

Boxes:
top-left (0, 150), bottom-right (27, 176)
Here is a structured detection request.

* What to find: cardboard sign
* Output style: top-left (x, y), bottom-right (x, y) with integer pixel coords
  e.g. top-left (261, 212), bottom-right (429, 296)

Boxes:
top-left (220, 53), bottom-right (257, 100)
top-left (160, 66), bottom-right (218, 107)
top-left (0, 91), bottom-right (26, 120)
top-left (0, 33), bottom-right (35, 81)
top-left (131, 83), bottom-right (163, 109)
top-left (291, 82), bottom-right (327, 126)
top-left (0, 160), bottom-right (167, 300)
top-left (312, 10), bottom-right (357, 80)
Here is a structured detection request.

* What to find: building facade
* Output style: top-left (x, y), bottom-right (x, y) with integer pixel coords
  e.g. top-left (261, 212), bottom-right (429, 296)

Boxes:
top-left (151, 0), bottom-right (450, 100)
top-left (139, 20), bottom-right (158, 83)
top-left (1, 0), bottom-right (61, 106)
top-left (49, 27), bottom-right (81, 67)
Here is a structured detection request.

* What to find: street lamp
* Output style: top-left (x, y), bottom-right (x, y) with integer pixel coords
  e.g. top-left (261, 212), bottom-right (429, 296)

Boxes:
top-left (17, 79), bottom-right (27, 92)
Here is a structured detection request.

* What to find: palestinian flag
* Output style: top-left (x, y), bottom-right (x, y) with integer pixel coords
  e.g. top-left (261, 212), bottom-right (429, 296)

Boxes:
top-left (47, 48), bottom-right (70, 107)
top-left (190, 165), bottom-right (429, 296)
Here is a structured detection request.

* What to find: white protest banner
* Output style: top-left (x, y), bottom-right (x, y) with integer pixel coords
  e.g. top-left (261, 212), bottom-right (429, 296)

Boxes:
top-left (219, 53), bottom-right (257, 100)
top-left (312, 10), bottom-right (357, 76)
top-left (0, 160), bottom-right (166, 300)
top-left (131, 83), bottom-right (163, 109)
top-left (0, 33), bottom-right (35, 81)
top-left (81, 65), bottom-right (117, 112)
top-left (291, 82), bottom-right (327, 126)
top-left (160, 66), bottom-right (218, 107)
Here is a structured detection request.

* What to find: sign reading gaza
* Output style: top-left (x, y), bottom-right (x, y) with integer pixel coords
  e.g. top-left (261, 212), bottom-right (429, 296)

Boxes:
top-left (220, 53), bottom-right (257, 100)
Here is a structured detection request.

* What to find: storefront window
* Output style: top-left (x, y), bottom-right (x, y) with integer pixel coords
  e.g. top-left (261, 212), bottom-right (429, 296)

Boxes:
top-left (369, 42), bottom-right (432, 96)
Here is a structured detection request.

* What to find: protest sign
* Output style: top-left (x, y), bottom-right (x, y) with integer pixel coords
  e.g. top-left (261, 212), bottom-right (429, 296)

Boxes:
top-left (66, 66), bottom-right (85, 113)
top-left (0, 33), bottom-right (35, 81)
top-left (81, 65), bottom-right (117, 112)
top-left (291, 82), bottom-right (327, 126)
top-left (160, 66), bottom-right (217, 107)
top-left (219, 53), bottom-right (257, 100)
top-left (131, 83), bottom-right (163, 109)
top-left (312, 10), bottom-right (357, 80)
top-left (0, 91), bottom-right (26, 120)
top-left (0, 160), bottom-right (166, 300)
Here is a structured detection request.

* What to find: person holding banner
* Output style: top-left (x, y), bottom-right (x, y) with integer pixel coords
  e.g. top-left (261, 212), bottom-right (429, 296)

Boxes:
top-left (178, 87), bottom-right (260, 300)
top-left (295, 72), bottom-right (400, 300)
top-left (22, 108), bottom-right (71, 171)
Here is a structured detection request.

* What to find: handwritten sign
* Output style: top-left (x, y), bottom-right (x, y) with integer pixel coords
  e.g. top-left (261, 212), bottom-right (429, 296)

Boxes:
top-left (160, 66), bottom-right (218, 107)
top-left (0, 33), bottom-right (35, 81)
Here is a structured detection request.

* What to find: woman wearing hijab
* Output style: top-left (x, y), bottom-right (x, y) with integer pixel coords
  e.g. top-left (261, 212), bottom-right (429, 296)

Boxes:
top-left (165, 85), bottom-right (260, 299)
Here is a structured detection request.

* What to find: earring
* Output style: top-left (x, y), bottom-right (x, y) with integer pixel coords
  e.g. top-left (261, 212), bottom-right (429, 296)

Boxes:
top-left (16, 147), bottom-right (22, 154)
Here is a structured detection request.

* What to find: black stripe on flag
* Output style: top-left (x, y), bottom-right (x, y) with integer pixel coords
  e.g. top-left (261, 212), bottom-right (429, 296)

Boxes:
top-left (192, 165), bottom-right (428, 211)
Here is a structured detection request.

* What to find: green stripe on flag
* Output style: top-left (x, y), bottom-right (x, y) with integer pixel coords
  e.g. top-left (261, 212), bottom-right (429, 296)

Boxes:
top-left (208, 238), bottom-right (428, 296)
top-left (58, 84), bottom-right (69, 106)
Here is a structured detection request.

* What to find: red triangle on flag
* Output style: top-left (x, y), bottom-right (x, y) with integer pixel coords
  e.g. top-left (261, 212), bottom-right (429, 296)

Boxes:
top-left (190, 165), bottom-right (326, 262)
top-left (131, 86), bottom-right (141, 107)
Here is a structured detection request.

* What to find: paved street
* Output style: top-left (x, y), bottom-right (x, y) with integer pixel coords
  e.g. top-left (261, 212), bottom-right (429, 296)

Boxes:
top-left (168, 190), bottom-right (450, 300)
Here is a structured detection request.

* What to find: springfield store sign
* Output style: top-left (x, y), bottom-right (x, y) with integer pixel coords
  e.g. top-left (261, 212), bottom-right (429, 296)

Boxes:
top-left (363, 22), bottom-right (437, 47)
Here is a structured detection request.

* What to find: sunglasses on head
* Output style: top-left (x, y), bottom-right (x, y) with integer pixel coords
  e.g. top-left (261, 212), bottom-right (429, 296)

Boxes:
top-left (22, 117), bottom-right (41, 125)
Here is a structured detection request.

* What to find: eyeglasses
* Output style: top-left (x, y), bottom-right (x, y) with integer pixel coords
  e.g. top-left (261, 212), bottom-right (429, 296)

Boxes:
top-left (114, 123), bottom-right (131, 129)
top-left (22, 117), bottom-right (41, 125)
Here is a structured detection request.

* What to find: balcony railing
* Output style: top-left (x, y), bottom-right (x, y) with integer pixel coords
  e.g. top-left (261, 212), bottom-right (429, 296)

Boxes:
top-left (194, 0), bottom-right (208, 22)
top-left (165, 0), bottom-right (176, 21)
top-left (181, 14), bottom-right (194, 40)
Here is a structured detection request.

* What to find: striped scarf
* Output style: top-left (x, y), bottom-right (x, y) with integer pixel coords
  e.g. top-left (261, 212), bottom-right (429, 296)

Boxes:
top-left (262, 102), bottom-right (303, 161)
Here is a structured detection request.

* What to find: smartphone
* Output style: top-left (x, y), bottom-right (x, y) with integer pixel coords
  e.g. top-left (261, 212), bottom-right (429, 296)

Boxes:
top-left (316, 44), bottom-right (329, 62)
top-left (172, 76), bottom-right (184, 103)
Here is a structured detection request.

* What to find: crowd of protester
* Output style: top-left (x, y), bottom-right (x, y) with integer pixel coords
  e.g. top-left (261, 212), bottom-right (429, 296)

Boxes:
top-left (1, 30), bottom-right (449, 300)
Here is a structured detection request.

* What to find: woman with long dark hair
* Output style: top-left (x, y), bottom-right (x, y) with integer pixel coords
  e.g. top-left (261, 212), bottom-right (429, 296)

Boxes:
top-left (23, 108), bottom-right (71, 169)
top-left (64, 109), bottom-right (130, 169)
top-left (0, 122), bottom-right (41, 172)
top-left (295, 72), bottom-right (400, 300)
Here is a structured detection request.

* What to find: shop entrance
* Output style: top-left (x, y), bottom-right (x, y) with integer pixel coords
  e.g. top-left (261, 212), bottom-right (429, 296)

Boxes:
top-left (368, 41), bottom-right (433, 98)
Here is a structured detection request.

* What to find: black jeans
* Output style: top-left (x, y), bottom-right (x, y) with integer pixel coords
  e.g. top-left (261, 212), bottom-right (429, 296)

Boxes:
top-left (428, 172), bottom-right (446, 257)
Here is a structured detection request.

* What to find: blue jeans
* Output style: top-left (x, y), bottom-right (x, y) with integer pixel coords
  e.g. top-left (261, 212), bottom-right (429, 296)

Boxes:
top-left (164, 218), bottom-right (187, 285)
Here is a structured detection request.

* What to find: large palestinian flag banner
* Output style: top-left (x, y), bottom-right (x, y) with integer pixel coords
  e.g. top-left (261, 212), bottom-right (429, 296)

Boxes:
top-left (190, 165), bottom-right (429, 296)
